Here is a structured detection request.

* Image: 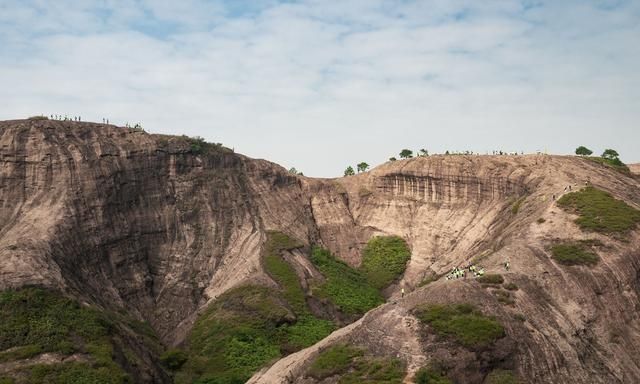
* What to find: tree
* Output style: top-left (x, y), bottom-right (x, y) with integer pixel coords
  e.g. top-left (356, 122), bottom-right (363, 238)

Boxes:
top-left (575, 146), bottom-right (593, 156)
top-left (344, 166), bottom-right (355, 176)
top-left (288, 167), bottom-right (303, 176)
top-left (399, 149), bottom-right (413, 159)
top-left (601, 149), bottom-right (619, 160)
top-left (419, 148), bottom-right (429, 157)
top-left (357, 162), bottom-right (369, 173)
top-left (389, 157), bottom-right (397, 162)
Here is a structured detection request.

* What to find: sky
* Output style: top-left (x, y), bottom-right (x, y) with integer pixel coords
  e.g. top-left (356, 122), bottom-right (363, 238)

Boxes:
top-left (0, 0), bottom-right (638, 177)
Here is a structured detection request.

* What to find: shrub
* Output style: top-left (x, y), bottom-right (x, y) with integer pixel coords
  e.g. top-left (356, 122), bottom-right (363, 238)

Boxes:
top-left (414, 367), bottom-right (452, 384)
top-left (557, 187), bottom-right (640, 234)
top-left (418, 275), bottom-right (438, 287)
top-left (537, 218), bottom-right (546, 224)
top-left (160, 349), bottom-right (188, 370)
top-left (477, 274), bottom-right (504, 285)
top-left (511, 197), bottom-right (525, 214)
top-left (584, 156), bottom-right (630, 175)
top-left (493, 290), bottom-right (515, 306)
top-left (503, 283), bottom-right (518, 291)
top-left (483, 369), bottom-right (519, 384)
top-left (310, 247), bottom-right (383, 315)
top-left (307, 345), bottom-right (363, 379)
top-left (513, 314), bottom-right (526, 322)
top-left (415, 304), bottom-right (504, 348)
top-left (551, 243), bottom-right (599, 266)
top-left (307, 345), bottom-right (404, 383)
top-left (0, 287), bottom-right (132, 383)
top-left (361, 236), bottom-right (411, 289)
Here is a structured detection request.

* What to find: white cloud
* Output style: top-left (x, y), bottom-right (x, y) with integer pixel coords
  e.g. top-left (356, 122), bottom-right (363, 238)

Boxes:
top-left (0, 0), bottom-right (638, 176)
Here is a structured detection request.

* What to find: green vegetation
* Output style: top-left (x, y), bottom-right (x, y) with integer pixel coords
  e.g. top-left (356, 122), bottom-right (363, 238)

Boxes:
top-left (418, 275), bottom-right (438, 287)
top-left (575, 146), bottom-right (593, 156)
top-left (493, 290), bottom-right (515, 306)
top-left (160, 349), bottom-right (188, 370)
top-left (503, 283), bottom-right (519, 291)
top-left (361, 236), bottom-right (411, 289)
top-left (175, 286), bottom-right (289, 384)
top-left (511, 197), bottom-right (525, 214)
top-left (344, 166), bottom-right (355, 176)
top-left (307, 344), bottom-right (404, 383)
top-left (414, 367), bottom-right (452, 384)
top-left (359, 187), bottom-right (373, 198)
top-left (477, 274), bottom-right (504, 285)
top-left (551, 243), bottom-right (599, 266)
top-left (176, 233), bottom-right (335, 383)
top-left (585, 156), bottom-right (630, 174)
top-left (186, 135), bottom-right (225, 155)
top-left (310, 247), bottom-right (383, 315)
top-left (357, 162), bottom-right (370, 173)
top-left (399, 149), bottom-right (413, 159)
top-left (0, 287), bottom-right (133, 383)
top-left (484, 369), bottom-right (519, 384)
top-left (557, 187), bottom-right (640, 234)
top-left (308, 345), bottom-right (363, 379)
top-left (415, 304), bottom-right (504, 348)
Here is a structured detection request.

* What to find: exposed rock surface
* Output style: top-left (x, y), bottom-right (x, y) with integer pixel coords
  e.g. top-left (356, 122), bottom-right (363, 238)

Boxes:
top-left (1, 119), bottom-right (639, 383)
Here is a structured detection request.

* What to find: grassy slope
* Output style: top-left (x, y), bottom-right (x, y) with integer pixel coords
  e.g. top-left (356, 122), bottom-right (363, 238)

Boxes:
top-left (361, 236), bottom-right (411, 289)
top-left (414, 304), bottom-right (504, 349)
top-left (307, 344), bottom-right (405, 384)
top-left (310, 247), bottom-right (383, 315)
top-left (557, 187), bottom-right (640, 235)
top-left (0, 287), bottom-right (161, 384)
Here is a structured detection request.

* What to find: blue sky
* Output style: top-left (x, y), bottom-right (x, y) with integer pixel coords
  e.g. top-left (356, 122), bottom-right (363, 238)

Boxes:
top-left (1, 0), bottom-right (638, 176)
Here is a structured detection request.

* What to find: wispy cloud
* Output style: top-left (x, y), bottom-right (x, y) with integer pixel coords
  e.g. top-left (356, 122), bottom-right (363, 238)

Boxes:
top-left (1, 0), bottom-right (638, 176)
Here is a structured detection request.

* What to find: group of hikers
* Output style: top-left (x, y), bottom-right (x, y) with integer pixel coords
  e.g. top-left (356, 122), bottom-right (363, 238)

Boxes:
top-left (50, 114), bottom-right (81, 121)
top-left (446, 260), bottom-right (510, 281)
top-left (446, 264), bottom-right (485, 280)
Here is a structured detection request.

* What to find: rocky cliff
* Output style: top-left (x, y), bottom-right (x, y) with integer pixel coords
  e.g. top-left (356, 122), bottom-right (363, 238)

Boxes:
top-left (1, 118), bottom-right (639, 383)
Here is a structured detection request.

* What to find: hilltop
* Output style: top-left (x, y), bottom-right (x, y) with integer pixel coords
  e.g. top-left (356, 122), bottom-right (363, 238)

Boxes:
top-left (0, 118), bottom-right (639, 383)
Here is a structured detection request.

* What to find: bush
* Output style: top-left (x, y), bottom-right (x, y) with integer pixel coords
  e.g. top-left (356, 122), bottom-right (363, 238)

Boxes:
top-left (584, 156), bottom-right (630, 175)
top-left (503, 283), bottom-right (518, 291)
top-left (551, 243), bottom-right (599, 266)
top-left (0, 287), bottom-right (132, 383)
top-left (414, 367), bottom-right (452, 384)
top-left (307, 345), bottom-right (404, 383)
top-left (160, 349), bottom-right (188, 370)
top-left (310, 247), bottom-right (383, 315)
top-left (557, 187), bottom-right (640, 234)
top-left (537, 218), bottom-right (546, 224)
top-left (415, 304), bottom-right (504, 348)
top-left (511, 197), bottom-right (525, 215)
top-left (307, 345), bottom-right (362, 379)
top-left (484, 369), bottom-right (519, 384)
top-left (477, 274), bottom-right (504, 285)
top-left (493, 290), bottom-right (515, 306)
top-left (361, 236), bottom-right (411, 289)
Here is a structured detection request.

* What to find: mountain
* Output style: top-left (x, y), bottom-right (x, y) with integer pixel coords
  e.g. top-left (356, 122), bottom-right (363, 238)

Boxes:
top-left (1, 118), bottom-right (639, 384)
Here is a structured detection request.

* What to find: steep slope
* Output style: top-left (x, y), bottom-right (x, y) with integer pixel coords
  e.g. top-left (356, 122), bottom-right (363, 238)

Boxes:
top-left (1, 118), bottom-right (639, 383)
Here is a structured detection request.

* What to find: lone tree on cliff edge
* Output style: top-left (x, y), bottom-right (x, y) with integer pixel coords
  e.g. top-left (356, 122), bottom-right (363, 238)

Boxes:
top-left (344, 166), bottom-right (355, 176)
top-left (357, 162), bottom-right (370, 173)
top-left (399, 149), bottom-right (413, 159)
top-left (575, 146), bottom-right (593, 156)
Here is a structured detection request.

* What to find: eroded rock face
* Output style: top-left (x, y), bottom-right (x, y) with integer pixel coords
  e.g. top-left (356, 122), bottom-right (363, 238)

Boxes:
top-left (1, 119), bottom-right (640, 383)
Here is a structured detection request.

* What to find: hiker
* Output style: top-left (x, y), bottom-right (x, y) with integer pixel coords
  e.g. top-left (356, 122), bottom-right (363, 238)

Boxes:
top-left (505, 260), bottom-right (510, 271)
top-left (568, 185), bottom-right (572, 191)
top-left (552, 194), bottom-right (556, 200)
top-left (401, 287), bottom-right (405, 298)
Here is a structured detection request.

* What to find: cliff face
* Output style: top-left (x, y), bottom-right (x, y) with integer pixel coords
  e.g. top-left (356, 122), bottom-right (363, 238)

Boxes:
top-left (1, 119), bottom-right (640, 383)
